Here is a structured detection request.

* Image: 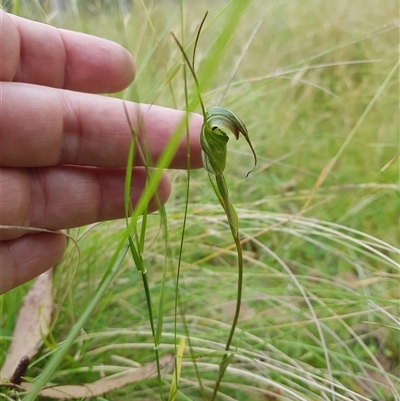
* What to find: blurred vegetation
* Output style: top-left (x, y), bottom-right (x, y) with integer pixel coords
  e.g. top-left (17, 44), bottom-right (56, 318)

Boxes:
top-left (1, 0), bottom-right (399, 400)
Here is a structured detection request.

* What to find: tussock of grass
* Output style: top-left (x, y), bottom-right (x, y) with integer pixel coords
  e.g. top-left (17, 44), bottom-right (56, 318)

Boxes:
top-left (1, 0), bottom-right (399, 400)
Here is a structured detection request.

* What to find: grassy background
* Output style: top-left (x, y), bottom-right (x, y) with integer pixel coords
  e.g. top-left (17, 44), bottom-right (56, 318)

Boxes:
top-left (1, 0), bottom-right (399, 400)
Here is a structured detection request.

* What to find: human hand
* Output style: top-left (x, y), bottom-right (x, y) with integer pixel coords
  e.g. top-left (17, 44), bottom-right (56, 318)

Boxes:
top-left (0, 10), bottom-right (203, 294)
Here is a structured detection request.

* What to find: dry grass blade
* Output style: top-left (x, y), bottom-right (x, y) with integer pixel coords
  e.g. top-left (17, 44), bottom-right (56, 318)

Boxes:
top-left (169, 337), bottom-right (186, 401)
top-left (1, 270), bottom-right (53, 381)
top-left (380, 152), bottom-right (400, 172)
top-left (20, 354), bottom-right (174, 399)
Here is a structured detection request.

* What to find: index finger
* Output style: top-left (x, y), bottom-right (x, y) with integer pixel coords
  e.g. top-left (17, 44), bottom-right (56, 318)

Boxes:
top-left (0, 82), bottom-right (204, 169)
top-left (0, 10), bottom-right (135, 93)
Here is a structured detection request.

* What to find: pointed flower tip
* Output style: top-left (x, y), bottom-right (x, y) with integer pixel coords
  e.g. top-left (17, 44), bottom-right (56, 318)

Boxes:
top-left (245, 166), bottom-right (256, 179)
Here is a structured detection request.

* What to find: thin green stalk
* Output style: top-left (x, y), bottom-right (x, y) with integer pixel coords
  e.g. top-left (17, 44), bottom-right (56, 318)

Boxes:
top-left (171, 7), bottom-right (207, 398)
top-left (171, 4), bottom-right (189, 397)
top-left (208, 172), bottom-right (242, 400)
top-left (209, 177), bottom-right (244, 400)
top-left (171, 32), bottom-right (206, 117)
top-left (172, 12), bottom-right (257, 399)
top-left (139, 160), bottom-right (170, 401)
top-left (12, 0), bottom-right (20, 15)
top-left (123, 104), bottom-right (165, 399)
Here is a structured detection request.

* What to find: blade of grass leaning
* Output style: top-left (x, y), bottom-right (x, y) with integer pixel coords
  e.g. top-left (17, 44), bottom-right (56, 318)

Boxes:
top-left (134, 2), bottom-right (234, 109)
top-left (217, 19), bottom-right (263, 106)
top-left (192, 0), bottom-right (251, 106)
top-left (302, 59), bottom-right (400, 210)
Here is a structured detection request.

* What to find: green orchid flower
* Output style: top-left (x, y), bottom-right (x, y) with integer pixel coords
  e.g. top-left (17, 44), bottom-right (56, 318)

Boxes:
top-left (201, 106), bottom-right (257, 177)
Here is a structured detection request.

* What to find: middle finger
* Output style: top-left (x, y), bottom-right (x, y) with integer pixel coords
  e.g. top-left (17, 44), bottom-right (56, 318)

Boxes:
top-left (0, 165), bottom-right (171, 241)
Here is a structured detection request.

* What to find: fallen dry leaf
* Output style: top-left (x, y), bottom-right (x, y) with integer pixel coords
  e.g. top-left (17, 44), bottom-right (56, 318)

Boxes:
top-left (1, 270), bottom-right (53, 380)
top-left (21, 353), bottom-right (174, 399)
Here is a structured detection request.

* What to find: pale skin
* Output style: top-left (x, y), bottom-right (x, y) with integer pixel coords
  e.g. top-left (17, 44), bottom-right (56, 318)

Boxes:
top-left (0, 10), bottom-right (203, 294)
